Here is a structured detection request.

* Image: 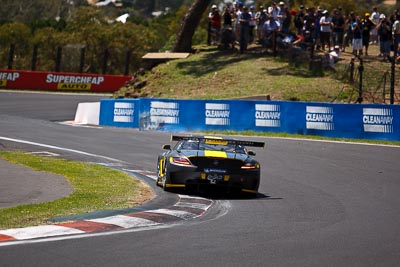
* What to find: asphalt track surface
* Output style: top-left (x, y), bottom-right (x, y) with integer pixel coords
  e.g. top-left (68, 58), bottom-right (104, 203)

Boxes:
top-left (1, 91), bottom-right (400, 266)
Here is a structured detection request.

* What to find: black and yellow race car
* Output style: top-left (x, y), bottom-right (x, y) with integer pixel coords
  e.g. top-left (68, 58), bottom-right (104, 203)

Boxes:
top-left (156, 135), bottom-right (265, 195)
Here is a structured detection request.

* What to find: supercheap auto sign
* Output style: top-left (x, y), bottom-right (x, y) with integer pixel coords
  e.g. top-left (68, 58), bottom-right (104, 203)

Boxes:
top-left (0, 69), bottom-right (131, 92)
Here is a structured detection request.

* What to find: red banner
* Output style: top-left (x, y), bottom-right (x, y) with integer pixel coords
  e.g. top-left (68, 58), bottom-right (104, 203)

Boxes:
top-left (0, 70), bottom-right (132, 92)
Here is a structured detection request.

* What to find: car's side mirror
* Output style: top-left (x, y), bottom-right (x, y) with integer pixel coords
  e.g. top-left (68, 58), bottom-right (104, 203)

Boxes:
top-left (162, 144), bottom-right (171, 150)
top-left (248, 150), bottom-right (256, 156)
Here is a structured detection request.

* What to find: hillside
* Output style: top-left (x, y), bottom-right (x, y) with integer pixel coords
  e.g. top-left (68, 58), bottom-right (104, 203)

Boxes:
top-left (116, 44), bottom-right (398, 104)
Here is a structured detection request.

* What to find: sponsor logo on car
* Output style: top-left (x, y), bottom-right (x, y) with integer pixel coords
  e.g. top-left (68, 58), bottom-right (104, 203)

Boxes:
top-left (150, 101), bottom-right (179, 124)
top-left (205, 103), bottom-right (230, 125)
top-left (363, 108), bottom-right (394, 133)
top-left (255, 104), bottom-right (281, 127)
top-left (306, 106), bottom-right (334, 130)
top-left (114, 102), bottom-right (135, 122)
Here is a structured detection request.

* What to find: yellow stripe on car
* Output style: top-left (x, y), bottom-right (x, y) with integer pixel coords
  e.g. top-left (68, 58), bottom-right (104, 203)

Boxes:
top-left (204, 150), bottom-right (227, 158)
top-left (242, 189), bottom-right (258, 194)
top-left (165, 184), bottom-right (185, 188)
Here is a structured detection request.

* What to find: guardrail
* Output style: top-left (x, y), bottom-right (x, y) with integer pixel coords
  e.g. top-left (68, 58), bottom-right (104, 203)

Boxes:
top-left (98, 98), bottom-right (400, 141)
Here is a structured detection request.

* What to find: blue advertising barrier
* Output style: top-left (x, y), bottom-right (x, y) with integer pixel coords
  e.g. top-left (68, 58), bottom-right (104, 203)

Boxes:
top-left (99, 98), bottom-right (400, 141)
top-left (100, 99), bottom-right (139, 128)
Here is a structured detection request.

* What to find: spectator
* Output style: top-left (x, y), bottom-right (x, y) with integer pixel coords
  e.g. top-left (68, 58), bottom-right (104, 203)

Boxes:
top-left (319, 10), bottom-right (332, 51)
top-left (293, 5), bottom-right (305, 35)
top-left (352, 16), bottom-right (363, 56)
top-left (255, 6), bottom-right (268, 43)
top-left (209, 5), bottom-right (221, 45)
top-left (277, 2), bottom-right (288, 33)
top-left (239, 5), bottom-right (252, 53)
top-left (392, 14), bottom-right (400, 58)
top-left (303, 7), bottom-right (316, 38)
top-left (249, 5), bottom-right (257, 44)
top-left (263, 14), bottom-right (281, 48)
top-left (292, 30), bottom-right (314, 51)
top-left (222, 4), bottom-right (233, 27)
top-left (268, 1), bottom-right (279, 20)
top-left (343, 12), bottom-right (356, 52)
top-left (328, 45), bottom-right (341, 70)
top-left (221, 5), bottom-right (235, 49)
top-left (313, 8), bottom-right (323, 50)
top-left (377, 14), bottom-right (392, 61)
top-left (233, 2), bottom-right (243, 43)
top-left (370, 6), bottom-right (380, 45)
top-left (331, 8), bottom-right (345, 51)
top-left (362, 13), bottom-right (374, 56)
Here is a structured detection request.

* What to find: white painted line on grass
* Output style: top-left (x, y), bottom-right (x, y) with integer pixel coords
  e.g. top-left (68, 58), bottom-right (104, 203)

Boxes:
top-left (0, 136), bottom-right (125, 162)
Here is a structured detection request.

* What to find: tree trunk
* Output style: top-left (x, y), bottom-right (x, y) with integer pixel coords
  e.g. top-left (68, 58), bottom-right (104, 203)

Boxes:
top-left (173, 0), bottom-right (212, 52)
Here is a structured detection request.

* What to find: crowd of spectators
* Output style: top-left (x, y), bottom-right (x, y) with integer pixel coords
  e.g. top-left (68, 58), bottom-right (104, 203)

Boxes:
top-left (208, 2), bottom-right (400, 68)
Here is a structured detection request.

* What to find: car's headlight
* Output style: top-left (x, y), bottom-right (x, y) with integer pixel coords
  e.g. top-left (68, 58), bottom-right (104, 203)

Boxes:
top-left (170, 156), bottom-right (192, 166)
top-left (241, 162), bottom-right (260, 169)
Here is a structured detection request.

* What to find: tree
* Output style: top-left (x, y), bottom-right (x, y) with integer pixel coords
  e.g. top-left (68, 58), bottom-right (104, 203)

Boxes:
top-left (173, 0), bottom-right (212, 52)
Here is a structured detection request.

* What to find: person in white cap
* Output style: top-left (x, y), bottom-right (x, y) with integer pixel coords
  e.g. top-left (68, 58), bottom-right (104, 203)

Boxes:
top-left (320, 10), bottom-right (333, 51)
top-left (376, 14), bottom-right (392, 61)
top-left (328, 45), bottom-right (341, 70)
top-left (370, 6), bottom-right (380, 45)
top-left (277, 1), bottom-right (287, 32)
top-left (209, 5), bottom-right (222, 45)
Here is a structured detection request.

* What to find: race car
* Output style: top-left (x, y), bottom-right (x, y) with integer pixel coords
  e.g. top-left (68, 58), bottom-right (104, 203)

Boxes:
top-left (156, 135), bottom-right (265, 195)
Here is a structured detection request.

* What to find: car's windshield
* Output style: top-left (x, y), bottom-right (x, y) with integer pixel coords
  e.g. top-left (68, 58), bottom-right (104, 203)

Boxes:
top-left (176, 140), bottom-right (246, 154)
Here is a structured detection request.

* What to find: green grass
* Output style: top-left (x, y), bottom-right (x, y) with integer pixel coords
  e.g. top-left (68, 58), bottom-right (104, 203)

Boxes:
top-left (0, 151), bottom-right (152, 229)
top-left (117, 44), bottom-right (397, 104)
top-left (117, 45), bottom-right (353, 101)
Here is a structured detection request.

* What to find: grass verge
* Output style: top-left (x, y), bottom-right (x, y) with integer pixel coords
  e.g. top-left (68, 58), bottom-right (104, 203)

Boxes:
top-left (0, 151), bottom-right (153, 229)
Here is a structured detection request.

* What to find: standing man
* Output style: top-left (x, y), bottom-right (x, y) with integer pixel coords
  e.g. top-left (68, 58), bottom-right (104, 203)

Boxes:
top-left (332, 9), bottom-right (345, 51)
top-left (370, 6), bottom-right (380, 45)
top-left (255, 6), bottom-right (268, 43)
top-left (352, 16), bottom-right (363, 56)
top-left (377, 14), bottom-right (392, 61)
top-left (249, 5), bottom-right (257, 44)
top-left (294, 5), bottom-right (305, 35)
top-left (320, 10), bottom-right (332, 51)
top-left (239, 6), bottom-right (251, 53)
top-left (277, 2), bottom-right (288, 33)
top-left (392, 14), bottom-right (400, 58)
top-left (362, 13), bottom-right (374, 56)
top-left (209, 5), bottom-right (222, 45)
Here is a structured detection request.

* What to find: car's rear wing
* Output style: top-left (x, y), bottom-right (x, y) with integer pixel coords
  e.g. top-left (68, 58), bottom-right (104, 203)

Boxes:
top-left (171, 135), bottom-right (265, 148)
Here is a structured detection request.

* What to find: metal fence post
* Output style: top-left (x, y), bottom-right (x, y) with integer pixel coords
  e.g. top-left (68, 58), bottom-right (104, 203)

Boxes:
top-left (79, 47), bottom-right (86, 73)
top-left (390, 60), bottom-right (395, 104)
top-left (350, 58), bottom-right (355, 83)
top-left (31, 44), bottom-right (38, 71)
top-left (357, 56), bottom-right (363, 103)
top-left (7, 44), bottom-right (15, 69)
top-left (124, 50), bottom-right (131, 76)
top-left (102, 48), bottom-right (109, 74)
top-left (55, 46), bottom-right (62, 72)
